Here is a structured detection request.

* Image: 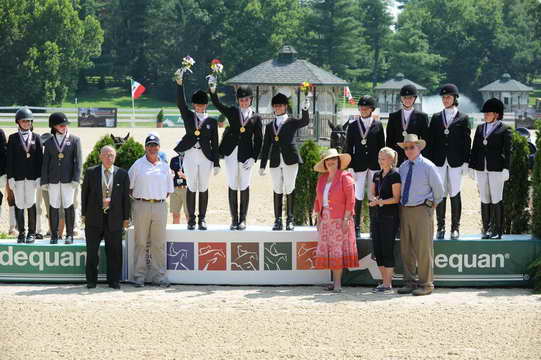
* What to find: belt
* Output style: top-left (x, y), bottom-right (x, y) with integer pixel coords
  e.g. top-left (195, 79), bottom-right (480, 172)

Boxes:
top-left (402, 203), bottom-right (425, 208)
top-left (135, 198), bottom-right (165, 203)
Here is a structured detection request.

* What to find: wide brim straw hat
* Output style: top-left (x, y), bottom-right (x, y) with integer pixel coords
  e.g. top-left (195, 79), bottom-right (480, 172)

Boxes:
top-left (397, 133), bottom-right (426, 151)
top-left (314, 148), bottom-right (351, 173)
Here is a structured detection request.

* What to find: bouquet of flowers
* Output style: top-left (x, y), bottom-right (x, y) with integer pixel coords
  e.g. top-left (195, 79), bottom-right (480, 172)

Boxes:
top-left (207, 59), bottom-right (223, 92)
top-left (300, 81), bottom-right (313, 96)
top-left (181, 56), bottom-right (195, 73)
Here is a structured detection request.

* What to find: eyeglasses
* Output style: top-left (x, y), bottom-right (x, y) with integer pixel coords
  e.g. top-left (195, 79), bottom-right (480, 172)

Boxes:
top-left (403, 146), bottom-right (416, 151)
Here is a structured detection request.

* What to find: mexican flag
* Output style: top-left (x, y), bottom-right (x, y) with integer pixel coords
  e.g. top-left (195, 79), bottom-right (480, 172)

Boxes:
top-left (344, 86), bottom-right (356, 105)
top-left (131, 79), bottom-right (146, 99)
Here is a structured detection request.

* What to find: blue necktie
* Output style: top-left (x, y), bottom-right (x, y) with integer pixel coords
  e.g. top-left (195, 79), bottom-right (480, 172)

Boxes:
top-left (402, 161), bottom-right (414, 205)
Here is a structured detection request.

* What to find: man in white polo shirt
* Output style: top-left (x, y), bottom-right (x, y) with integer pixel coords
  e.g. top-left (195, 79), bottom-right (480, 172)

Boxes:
top-left (129, 134), bottom-right (174, 287)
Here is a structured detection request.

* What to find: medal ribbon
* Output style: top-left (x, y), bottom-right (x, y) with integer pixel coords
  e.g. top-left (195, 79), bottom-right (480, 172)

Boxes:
top-left (483, 121), bottom-right (501, 141)
top-left (18, 131), bottom-right (32, 155)
top-left (401, 110), bottom-right (411, 132)
top-left (239, 108), bottom-right (253, 128)
top-left (442, 109), bottom-right (458, 131)
top-left (53, 132), bottom-right (68, 154)
top-left (273, 116), bottom-right (287, 137)
top-left (356, 117), bottom-right (373, 141)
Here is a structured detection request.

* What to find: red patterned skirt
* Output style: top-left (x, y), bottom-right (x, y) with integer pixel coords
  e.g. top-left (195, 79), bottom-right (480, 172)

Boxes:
top-left (315, 208), bottom-right (359, 270)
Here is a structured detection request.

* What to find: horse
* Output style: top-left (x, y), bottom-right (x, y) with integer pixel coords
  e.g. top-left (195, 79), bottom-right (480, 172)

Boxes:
top-left (110, 133), bottom-right (130, 147)
top-left (327, 120), bottom-right (348, 153)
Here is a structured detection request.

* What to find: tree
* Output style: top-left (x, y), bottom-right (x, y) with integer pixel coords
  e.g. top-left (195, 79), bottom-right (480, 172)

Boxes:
top-left (531, 121), bottom-right (541, 238)
top-left (357, 0), bottom-right (393, 89)
top-left (294, 140), bottom-right (321, 226)
top-left (0, 0), bottom-right (103, 105)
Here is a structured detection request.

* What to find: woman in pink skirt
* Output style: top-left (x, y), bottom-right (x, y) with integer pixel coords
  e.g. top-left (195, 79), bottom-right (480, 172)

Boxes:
top-left (313, 148), bottom-right (358, 293)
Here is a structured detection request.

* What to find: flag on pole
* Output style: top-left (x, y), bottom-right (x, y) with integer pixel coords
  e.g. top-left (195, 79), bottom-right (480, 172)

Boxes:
top-left (131, 79), bottom-right (146, 99)
top-left (344, 86), bottom-right (356, 105)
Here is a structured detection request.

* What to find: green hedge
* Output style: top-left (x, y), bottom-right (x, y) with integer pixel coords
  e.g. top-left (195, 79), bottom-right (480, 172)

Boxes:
top-left (529, 121), bottom-right (541, 292)
top-left (294, 140), bottom-right (321, 226)
top-left (82, 135), bottom-right (145, 173)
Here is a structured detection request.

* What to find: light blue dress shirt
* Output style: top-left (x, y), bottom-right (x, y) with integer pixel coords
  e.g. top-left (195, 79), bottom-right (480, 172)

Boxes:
top-left (399, 154), bottom-right (444, 206)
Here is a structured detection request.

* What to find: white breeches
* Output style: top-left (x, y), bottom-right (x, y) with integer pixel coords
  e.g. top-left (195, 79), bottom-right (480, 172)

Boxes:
top-left (225, 146), bottom-right (252, 191)
top-left (354, 169), bottom-right (377, 201)
top-left (436, 161), bottom-right (462, 198)
top-left (475, 170), bottom-right (505, 204)
top-left (184, 147), bottom-right (213, 192)
top-left (48, 182), bottom-right (75, 208)
top-left (269, 156), bottom-right (298, 195)
top-left (13, 179), bottom-right (37, 209)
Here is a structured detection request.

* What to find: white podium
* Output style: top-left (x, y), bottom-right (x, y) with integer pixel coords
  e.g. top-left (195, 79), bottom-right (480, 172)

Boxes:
top-left (125, 225), bottom-right (331, 285)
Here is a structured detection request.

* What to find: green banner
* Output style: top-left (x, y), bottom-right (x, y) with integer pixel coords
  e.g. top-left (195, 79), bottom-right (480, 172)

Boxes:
top-left (0, 243), bottom-right (106, 282)
top-left (343, 236), bottom-right (541, 287)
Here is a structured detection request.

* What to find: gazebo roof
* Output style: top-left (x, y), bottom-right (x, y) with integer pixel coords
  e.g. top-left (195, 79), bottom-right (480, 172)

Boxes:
top-left (374, 73), bottom-right (427, 91)
top-left (479, 73), bottom-right (534, 92)
top-left (225, 45), bottom-right (348, 86)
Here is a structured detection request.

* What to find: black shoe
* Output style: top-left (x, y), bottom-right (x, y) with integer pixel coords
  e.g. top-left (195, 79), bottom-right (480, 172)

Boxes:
top-left (35, 233), bottom-right (44, 240)
top-left (272, 218), bottom-right (283, 231)
top-left (436, 230), bottom-right (445, 240)
top-left (198, 219), bottom-right (207, 231)
top-left (64, 235), bottom-right (74, 245)
top-left (450, 229), bottom-right (459, 240)
top-left (109, 282), bottom-right (121, 289)
top-left (187, 221), bottom-right (196, 230)
top-left (25, 233), bottom-right (35, 244)
top-left (17, 235), bottom-right (25, 244)
top-left (87, 282), bottom-right (97, 289)
top-left (50, 237), bottom-right (58, 245)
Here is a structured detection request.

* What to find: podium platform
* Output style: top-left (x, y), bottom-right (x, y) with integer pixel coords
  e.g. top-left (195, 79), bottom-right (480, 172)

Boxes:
top-left (125, 226), bottom-right (541, 287)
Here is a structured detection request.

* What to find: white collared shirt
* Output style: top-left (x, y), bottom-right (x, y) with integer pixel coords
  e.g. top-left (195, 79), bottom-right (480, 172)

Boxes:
top-left (128, 156), bottom-right (174, 200)
top-left (101, 165), bottom-right (114, 191)
top-left (444, 107), bottom-right (458, 125)
top-left (402, 108), bottom-right (413, 123)
top-left (361, 116), bottom-right (372, 128)
top-left (241, 107), bottom-right (253, 119)
top-left (484, 121), bottom-right (500, 137)
top-left (195, 112), bottom-right (208, 122)
top-left (55, 132), bottom-right (66, 143)
top-left (323, 182), bottom-right (332, 208)
top-left (275, 114), bottom-right (288, 127)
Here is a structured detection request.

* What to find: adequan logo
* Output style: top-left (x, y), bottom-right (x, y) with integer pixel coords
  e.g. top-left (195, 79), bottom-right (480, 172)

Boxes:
top-left (434, 253), bottom-right (510, 273)
top-left (0, 246), bottom-right (87, 271)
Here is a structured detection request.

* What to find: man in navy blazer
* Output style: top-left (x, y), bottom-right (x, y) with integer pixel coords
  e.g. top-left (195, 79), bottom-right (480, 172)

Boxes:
top-left (81, 146), bottom-right (130, 289)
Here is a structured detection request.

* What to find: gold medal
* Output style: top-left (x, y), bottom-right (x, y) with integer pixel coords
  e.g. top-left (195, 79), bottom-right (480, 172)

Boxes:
top-left (240, 127), bottom-right (246, 133)
top-left (274, 136), bottom-right (279, 142)
top-left (194, 130), bottom-right (201, 136)
top-left (58, 153), bottom-right (64, 159)
top-left (26, 153), bottom-right (30, 159)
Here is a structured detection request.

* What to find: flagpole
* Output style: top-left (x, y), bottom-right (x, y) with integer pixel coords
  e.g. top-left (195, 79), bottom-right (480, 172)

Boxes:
top-left (131, 79), bottom-right (135, 127)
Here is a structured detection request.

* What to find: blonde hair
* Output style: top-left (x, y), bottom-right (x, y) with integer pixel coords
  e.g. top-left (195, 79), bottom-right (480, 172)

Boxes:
top-left (379, 147), bottom-right (397, 168)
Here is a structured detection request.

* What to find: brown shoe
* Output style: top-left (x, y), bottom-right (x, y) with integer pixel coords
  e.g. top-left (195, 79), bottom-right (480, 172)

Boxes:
top-left (397, 285), bottom-right (416, 294)
top-left (412, 287), bottom-right (433, 296)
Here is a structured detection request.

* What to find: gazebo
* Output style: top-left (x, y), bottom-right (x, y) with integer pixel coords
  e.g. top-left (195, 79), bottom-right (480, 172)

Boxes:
top-left (374, 73), bottom-right (426, 113)
top-left (478, 73), bottom-right (533, 113)
top-left (224, 45), bottom-right (348, 140)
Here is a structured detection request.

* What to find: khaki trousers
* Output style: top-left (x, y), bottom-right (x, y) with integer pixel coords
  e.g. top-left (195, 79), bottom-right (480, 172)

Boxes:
top-left (400, 205), bottom-right (435, 289)
top-left (133, 200), bottom-right (167, 283)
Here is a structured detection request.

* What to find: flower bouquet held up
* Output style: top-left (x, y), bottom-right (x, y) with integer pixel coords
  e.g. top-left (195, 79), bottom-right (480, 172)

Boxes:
top-left (174, 55), bottom-right (196, 85)
top-left (300, 81), bottom-right (313, 111)
top-left (207, 59), bottom-right (223, 93)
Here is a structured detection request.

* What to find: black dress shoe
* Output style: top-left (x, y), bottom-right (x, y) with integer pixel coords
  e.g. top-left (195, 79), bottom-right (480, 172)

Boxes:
top-left (87, 283), bottom-right (97, 289)
top-left (109, 282), bottom-right (121, 289)
top-left (35, 233), bottom-right (44, 240)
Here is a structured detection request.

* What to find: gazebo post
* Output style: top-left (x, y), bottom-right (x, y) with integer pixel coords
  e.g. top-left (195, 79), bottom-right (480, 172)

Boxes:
top-left (313, 86), bottom-right (318, 140)
top-left (296, 87), bottom-right (301, 117)
top-left (256, 86), bottom-right (260, 113)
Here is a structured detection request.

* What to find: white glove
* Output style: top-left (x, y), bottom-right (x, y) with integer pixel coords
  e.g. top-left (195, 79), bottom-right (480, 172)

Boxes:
top-left (242, 158), bottom-right (255, 170)
top-left (259, 168), bottom-right (267, 176)
top-left (41, 184), bottom-right (48, 191)
top-left (213, 167), bottom-right (220, 176)
top-left (302, 97), bottom-right (311, 111)
top-left (71, 181), bottom-right (79, 189)
top-left (502, 169), bottom-right (510, 182)
top-left (468, 168), bottom-right (476, 181)
top-left (461, 163), bottom-right (469, 176)
top-left (0, 174), bottom-right (6, 188)
top-left (8, 178), bottom-right (15, 190)
top-left (207, 74), bottom-right (217, 93)
top-left (174, 68), bottom-right (185, 86)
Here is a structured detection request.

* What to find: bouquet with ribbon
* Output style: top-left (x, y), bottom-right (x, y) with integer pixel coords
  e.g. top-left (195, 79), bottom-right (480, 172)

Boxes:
top-left (181, 55), bottom-right (195, 73)
top-left (207, 59), bottom-right (223, 93)
top-left (300, 81), bottom-right (313, 97)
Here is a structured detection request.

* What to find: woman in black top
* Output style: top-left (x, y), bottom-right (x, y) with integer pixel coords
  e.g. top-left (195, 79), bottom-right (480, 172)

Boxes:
top-left (369, 147), bottom-right (401, 294)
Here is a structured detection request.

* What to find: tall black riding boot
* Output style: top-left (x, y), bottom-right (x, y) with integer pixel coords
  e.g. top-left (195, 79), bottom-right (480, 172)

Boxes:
top-left (354, 199), bottom-right (362, 238)
top-left (26, 205), bottom-right (37, 243)
top-left (238, 188), bottom-right (249, 231)
top-left (15, 207), bottom-right (25, 243)
top-left (64, 205), bottom-right (75, 244)
top-left (436, 198), bottom-right (447, 239)
top-left (481, 203), bottom-right (491, 239)
top-left (186, 189), bottom-right (196, 230)
top-left (489, 202), bottom-right (503, 239)
top-left (272, 192), bottom-right (283, 231)
top-left (49, 206), bottom-right (60, 244)
top-left (228, 188), bottom-right (239, 230)
top-left (450, 193), bottom-right (462, 240)
top-left (198, 190), bottom-right (209, 230)
top-left (286, 191), bottom-right (295, 231)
